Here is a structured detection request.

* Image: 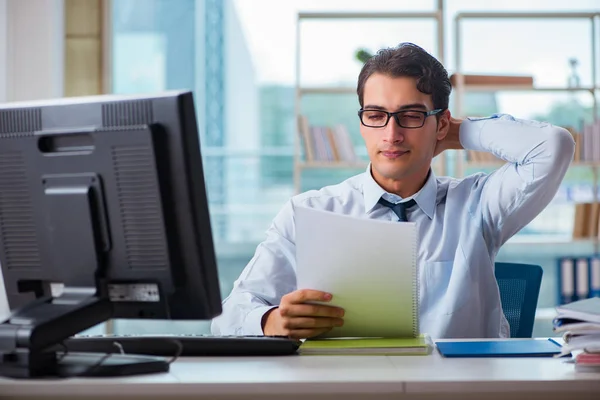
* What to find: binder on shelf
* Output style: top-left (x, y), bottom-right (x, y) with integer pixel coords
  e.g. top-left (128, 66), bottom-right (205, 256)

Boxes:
top-left (590, 257), bottom-right (600, 298)
top-left (576, 257), bottom-right (590, 300)
top-left (558, 257), bottom-right (575, 305)
top-left (557, 256), bottom-right (600, 304)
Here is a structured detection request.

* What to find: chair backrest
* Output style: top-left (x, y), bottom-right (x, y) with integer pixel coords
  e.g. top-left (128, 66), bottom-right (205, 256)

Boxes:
top-left (494, 262), bottom-right (543, 338)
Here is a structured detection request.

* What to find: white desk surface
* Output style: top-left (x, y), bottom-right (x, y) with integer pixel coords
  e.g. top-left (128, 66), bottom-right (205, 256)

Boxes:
top-left (0, 339), bottom-right (599, 400)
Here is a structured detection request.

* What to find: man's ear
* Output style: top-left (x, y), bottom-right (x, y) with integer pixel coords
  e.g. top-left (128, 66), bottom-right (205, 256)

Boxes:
top-left (436, 109), bottom-right (451, 141)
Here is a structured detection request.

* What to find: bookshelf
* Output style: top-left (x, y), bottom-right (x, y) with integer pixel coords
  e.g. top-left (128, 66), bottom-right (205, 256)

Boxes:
top-left (452, 12), bottom-right (600, 252)
top-left (294, 2), bottom-right (447, 194)
top-left (452, 11), bottom-right (600, 178)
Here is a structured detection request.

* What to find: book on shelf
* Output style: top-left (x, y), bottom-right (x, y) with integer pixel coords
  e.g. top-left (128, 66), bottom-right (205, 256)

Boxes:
top-left (297, 115), bottom-right (315, 162)
top-left (297, 115), bottom-right (357, 164)
top-left (449, 73), bottom-right (534, 88)
top-left (572, 202), bottom-right (600, 239)
top-left (590, 203), bottom-right (600, 237)
top-left (566, 127), bottom-right (582, 163)
top-left (568, 120), bottom-right (600, 164)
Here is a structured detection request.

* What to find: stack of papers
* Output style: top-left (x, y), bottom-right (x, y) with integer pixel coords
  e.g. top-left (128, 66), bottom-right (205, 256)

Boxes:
top-left (300, 336), bottom-right (432, 355)
top-left (553, 298), bottom-right (600, 361)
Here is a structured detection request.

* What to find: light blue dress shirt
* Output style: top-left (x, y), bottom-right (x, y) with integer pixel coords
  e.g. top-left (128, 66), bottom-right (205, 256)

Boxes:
top-left (211, 114), bottom-right (575, 338)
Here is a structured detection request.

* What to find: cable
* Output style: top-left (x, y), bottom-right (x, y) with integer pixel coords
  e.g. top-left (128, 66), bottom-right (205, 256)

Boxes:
top-left (165, 339), bottom-right (183, 364)
top-left (56, 341), bottom-right (69, 363)
top-left (68, 341), bottom-right (121, 378)
top-left (57, 338), bottom-right (177, 378)
top-left (112, 341), bottom-right (125, 355)
top-left (79, 352), bottom-right (114, 377)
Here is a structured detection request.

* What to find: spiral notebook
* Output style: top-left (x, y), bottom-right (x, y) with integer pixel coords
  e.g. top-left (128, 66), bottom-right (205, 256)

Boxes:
top-left (295, 206), bottom-right (418, 338)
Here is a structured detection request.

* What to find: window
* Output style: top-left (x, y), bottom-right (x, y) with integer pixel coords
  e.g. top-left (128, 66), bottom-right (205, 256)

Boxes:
top-left (108, 0), bottom-right (440, 334)
top-left (106, 0), bottom-right (600, 337)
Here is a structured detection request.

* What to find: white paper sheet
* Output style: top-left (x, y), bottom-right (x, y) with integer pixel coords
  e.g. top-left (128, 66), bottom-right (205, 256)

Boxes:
top-left (295, 206), bottom-right (418, 338)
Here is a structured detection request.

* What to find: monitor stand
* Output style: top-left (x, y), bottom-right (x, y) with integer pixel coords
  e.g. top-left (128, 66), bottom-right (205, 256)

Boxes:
top-left (1, 349), bottom-right (169, 378)
top-left (0, 290), bottom-right (169, 379)
top-left (0, 174), bottom-right (170, 379)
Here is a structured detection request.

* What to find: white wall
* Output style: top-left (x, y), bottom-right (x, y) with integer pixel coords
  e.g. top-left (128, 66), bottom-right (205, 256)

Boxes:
top-left (0, 0), bottom-right (7, 103)
top-left (0, 0), bottom-right (6, 319)
top-left (0, 0), bottom-right (7, 320)
top-left (0, 0), bottom-right (65, 320)
top-left (4, 0), bottom-right (64, 101)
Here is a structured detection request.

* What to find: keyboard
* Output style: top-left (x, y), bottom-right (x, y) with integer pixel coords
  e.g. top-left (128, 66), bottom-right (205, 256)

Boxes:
top-left (59, 334), bottom-right (301, 357)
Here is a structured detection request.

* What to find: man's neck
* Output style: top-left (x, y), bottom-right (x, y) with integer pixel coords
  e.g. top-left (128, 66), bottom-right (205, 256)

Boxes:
top-left (372, 167), bottom-right (430, 199)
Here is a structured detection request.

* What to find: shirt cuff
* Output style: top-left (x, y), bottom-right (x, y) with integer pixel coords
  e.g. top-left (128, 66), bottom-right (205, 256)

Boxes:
top-left (459, 114), bottom-right (502, 152)
top-left (244, 305), bottom-right (278, 336)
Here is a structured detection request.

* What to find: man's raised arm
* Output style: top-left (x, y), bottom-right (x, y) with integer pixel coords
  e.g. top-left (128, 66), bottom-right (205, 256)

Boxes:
top-left (457, 114), bottom-right (575, 250)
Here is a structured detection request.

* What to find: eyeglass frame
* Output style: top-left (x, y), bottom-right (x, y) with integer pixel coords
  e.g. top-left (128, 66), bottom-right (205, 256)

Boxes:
top-left (357, 108), bottom-right (445, 129)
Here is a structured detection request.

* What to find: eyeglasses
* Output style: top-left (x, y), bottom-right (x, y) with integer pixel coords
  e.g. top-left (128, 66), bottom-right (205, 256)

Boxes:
top-left (358, 108), bottom-right (444, 129)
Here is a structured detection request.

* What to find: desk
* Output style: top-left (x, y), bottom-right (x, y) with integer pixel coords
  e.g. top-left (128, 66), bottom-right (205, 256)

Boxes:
top-left (0, 343), bottom-right (599, 400)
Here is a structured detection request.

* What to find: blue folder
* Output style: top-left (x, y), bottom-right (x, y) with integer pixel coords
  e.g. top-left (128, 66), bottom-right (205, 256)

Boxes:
top-left (436, 339), bottom-right (562, 358)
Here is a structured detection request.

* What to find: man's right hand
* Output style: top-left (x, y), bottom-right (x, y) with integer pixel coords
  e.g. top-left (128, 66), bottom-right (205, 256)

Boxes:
top-left (262, 289), bottom-right (345, 339)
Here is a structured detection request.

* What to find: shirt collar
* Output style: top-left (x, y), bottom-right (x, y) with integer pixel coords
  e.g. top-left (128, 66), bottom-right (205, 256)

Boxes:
top-left (362, 164), bottom-right (438, 220)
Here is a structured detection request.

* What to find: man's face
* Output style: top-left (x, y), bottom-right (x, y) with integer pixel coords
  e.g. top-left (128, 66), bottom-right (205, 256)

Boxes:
top-left (360, 74), bottom-right (447, 187)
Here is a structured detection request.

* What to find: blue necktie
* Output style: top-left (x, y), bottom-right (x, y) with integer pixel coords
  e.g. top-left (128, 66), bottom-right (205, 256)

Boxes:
top-left (378, 197), bottom-right (416, 222)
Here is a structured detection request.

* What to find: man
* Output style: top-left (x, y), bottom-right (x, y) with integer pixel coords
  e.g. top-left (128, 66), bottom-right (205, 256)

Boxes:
top-left (211, 43), bottom-right (575, 339)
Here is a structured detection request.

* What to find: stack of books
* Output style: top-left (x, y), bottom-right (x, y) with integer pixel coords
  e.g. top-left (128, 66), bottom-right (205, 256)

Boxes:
top-left (297, 115), bottom-right (357, 163)
top-left (553, 298), bottom-right (600, 371)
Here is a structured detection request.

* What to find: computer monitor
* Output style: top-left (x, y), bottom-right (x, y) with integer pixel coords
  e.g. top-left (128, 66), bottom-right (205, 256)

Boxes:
top-left (0, 91), bottom-right (222, 378)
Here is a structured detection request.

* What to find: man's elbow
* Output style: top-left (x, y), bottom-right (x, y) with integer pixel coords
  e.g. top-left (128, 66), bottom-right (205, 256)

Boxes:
top-left (547, 126), bottom-right (575, 169)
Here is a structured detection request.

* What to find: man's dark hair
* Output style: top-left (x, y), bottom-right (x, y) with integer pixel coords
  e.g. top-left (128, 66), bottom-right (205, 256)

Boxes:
top-left (357, 43), bottom-right (451, 110)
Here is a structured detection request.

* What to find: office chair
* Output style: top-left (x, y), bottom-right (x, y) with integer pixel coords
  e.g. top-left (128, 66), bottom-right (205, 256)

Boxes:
top-left (494, 262), bottom-right (543, 338)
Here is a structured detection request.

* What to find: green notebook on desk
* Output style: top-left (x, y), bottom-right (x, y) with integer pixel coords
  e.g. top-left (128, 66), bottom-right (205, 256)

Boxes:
top-left (299, 335), bottom-right (432, 355)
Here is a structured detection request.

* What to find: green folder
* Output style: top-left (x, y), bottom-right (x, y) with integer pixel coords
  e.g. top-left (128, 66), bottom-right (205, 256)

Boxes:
top-left (299, 335), bottom-right (432, 355)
